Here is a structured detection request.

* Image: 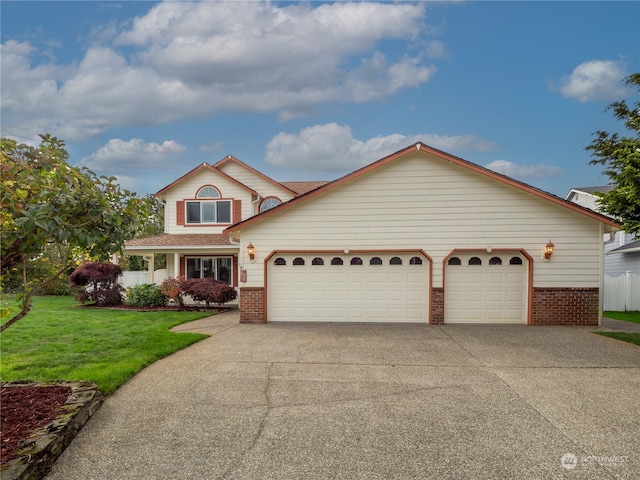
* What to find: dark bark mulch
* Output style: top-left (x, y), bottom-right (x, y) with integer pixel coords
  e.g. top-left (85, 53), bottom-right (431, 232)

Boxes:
top-left (1, 385), bottom-right (72, 464)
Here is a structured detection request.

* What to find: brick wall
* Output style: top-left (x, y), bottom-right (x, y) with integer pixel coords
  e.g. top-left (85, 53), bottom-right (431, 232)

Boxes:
top-left (431, 287), bottom-right (444, 325)
top-left (531, 287), bottom-right (599, 326)
top-left (239, 287), bottom-right (265, 324)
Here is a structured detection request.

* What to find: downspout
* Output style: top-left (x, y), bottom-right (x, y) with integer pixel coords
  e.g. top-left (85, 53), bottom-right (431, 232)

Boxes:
top-left (252, 195), bottom-right (263, 216)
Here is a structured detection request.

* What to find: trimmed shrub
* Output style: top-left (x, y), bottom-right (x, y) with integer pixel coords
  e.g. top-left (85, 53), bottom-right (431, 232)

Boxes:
top-left (69, 261), bottom-right (124, 306)
top-left (161, 277), bottom-right (185, 307)
top-left (126, 283), bottom-right (167, 308)
top-left (181, 278), bottom-right (237, 307)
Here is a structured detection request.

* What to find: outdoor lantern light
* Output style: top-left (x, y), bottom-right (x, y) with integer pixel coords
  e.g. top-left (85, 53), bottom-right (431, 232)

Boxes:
top-left (544, 240), bottom-right (554, 260)
top-left (247, 242), bottom-right (255, 260)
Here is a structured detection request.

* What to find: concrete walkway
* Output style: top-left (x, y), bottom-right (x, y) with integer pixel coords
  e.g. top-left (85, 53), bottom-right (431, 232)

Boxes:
top-left (47, 312), bottom-right (639, 480)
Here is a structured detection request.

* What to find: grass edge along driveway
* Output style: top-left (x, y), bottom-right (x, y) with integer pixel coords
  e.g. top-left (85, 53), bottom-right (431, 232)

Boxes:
top-left (0, 296), bottom-right (211, 395)
top-left (597, 310), bottom-right (640, 346)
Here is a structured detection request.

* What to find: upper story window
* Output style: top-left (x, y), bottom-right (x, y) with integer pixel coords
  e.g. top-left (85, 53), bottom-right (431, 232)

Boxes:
top-left (186, 200), bottom-right (231, 224)
top-left (260, 196), bottom-right (282, 213)
top-left (197, 186), bottom-right (220, 198)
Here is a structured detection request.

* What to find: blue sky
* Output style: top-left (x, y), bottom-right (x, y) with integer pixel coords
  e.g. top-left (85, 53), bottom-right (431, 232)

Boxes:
top-left (2, 1), bottom-right (638, 197)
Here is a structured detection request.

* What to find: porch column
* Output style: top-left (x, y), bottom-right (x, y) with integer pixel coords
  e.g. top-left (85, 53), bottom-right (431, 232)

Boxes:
top-left (173, 253), bottom-right (180, 279)
top-left (147, 254), bottom-right (155, 284)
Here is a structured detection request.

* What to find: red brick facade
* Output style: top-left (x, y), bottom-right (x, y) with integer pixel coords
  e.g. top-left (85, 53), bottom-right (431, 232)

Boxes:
top-left (239, 287), bottom-right (265, 324)
top-left (531, 287), bottom-right (599, 326)
top-left (431, 287), bottom-right (444, 325)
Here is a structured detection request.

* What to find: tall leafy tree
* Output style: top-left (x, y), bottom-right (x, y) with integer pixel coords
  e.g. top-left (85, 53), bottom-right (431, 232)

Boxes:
top-left (586, 73), bottom-right (640, 237)
top-left (0, 134), bottom-right (154, 330)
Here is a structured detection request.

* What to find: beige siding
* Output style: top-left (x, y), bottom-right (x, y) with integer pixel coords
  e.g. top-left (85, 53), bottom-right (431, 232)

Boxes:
top-left (236, 152), bottom-right (603, 288)
top-left (164, 169), bottom-right (254, 234)
top-left (217, 162), bottom-right (295, 213)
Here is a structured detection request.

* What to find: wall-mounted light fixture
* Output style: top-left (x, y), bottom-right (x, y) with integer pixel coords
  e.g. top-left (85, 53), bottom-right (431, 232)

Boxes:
top-left (247, 242), bottom-right (255, 260)
top-left (544, 240), bottom-right (554, 260)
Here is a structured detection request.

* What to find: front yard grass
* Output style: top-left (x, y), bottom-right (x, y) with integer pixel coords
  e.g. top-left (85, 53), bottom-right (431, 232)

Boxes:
top-left (0, 296), bottom-right (211, 395)
top-left (595, 332), bottom-right (640, 346)
top-left (603, 311), bottom-right (640, 324)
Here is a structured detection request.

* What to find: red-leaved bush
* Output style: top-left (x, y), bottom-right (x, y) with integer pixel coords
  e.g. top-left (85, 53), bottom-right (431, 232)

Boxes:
top-left (180, 278), bottom-right (237, 307)
top-left (161, 276), bottom-right (185, 307)
top-left (69, 261), bottom-right (123, 306)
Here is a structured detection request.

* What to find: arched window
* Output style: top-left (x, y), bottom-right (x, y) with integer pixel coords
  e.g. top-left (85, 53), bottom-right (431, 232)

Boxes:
top-left (274, 257), bottom-right (286, 266)
top-left (409, 256), bottom-right (423, 265)
top-left (369, 257), bottom-right (383, 265)
top-left (259, 196), bottom-right (282, 213)
top-left (331, 257), bottom-right (344, 265)
top-left (312, 257), bottom-right (324, 265)
top-left (293, 257), bottom-right (305, 266)
top-left (489, 256), bottom-right (502, 265)
top-left (350, 257), bottom-right (363, 265)
top-left (448, 257), bottom-right (462, 266)
top-left (509, 257), bottom-right (523, 265)
top-left (389, 257), bottom-right (402, 265)
top-left (197, 186), bottom-right (220, 198)
top-left (469, 257), bottom-right (482, 265)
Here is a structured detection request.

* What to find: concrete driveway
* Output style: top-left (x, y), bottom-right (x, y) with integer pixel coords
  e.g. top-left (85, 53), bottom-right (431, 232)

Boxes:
top-left (47, 311), bottom-right (639, 480)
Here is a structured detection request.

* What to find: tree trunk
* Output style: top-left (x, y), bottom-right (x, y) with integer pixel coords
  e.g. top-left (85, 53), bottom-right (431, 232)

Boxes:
top-left (0, 263), bottom-right (71, 332)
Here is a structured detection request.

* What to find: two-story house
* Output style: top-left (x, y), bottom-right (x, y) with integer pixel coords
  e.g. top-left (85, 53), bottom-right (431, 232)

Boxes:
top-left (126, 143), bottom-right (619, 325)
top-left (123, 155), bottom-right (325, 290)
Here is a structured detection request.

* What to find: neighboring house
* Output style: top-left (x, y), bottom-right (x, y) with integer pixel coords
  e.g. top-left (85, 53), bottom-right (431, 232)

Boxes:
top-left (126, 143), bottom-right (619, 326)
top-left (565, 186), bottom-right (640, 276)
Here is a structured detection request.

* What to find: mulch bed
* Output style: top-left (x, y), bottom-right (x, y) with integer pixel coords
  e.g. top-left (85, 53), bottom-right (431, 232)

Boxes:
top-left (1, 385), bottom-right (72, 464)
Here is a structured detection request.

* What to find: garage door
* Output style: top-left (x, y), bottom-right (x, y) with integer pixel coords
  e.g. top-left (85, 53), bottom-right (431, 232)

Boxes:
top-left (268, 252), bottom-right (430, 323)
top-left (444, 252), bottom-right (528, 324)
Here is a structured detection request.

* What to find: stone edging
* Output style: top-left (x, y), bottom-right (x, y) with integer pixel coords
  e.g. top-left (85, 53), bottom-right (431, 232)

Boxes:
top-left (1, 381), bottom-right (104, 480)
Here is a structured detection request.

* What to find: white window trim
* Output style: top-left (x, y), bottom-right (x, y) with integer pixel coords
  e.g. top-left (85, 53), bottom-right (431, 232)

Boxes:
top-left (185, 199), bottom-right (232, 224)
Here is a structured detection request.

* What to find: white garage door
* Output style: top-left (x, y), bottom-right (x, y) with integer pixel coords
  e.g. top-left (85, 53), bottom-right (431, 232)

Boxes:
top-left (445, 252), bottom-right (528, 324)
top-left (268, 253), bottom-right (430, 323)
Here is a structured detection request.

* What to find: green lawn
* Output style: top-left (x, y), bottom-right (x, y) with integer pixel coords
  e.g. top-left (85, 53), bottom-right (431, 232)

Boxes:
top-left (595, 332), bottom-right (640, 346)
top-left (0, 296), bottom-right (211, 394)
top-left (603, 311), bottom-right (640, 324)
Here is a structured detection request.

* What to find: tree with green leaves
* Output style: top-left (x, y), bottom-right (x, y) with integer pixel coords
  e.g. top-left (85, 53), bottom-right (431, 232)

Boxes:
top-left (0, 134), bottom-right (155, 331)
top-left (586, 73), bottom-right (640, 238)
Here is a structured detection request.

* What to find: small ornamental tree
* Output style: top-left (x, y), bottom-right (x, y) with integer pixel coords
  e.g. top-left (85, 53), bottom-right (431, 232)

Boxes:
top-left (161, 277), bottom-right (185, 307)
top-left (180, 278), bottom-right (237, 308)
top-left (69, 262), bottom-right (124, 306)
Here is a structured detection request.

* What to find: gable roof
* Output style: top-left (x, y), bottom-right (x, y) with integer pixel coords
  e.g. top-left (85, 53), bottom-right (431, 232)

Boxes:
top-left (565, 185), bottom-right (614, 203)
top-left (155, 162), bottom-right (259, 198)
top-left (225, 142), bottom-right (620, 234)
top-left (213, 155), bottom-right (299, 196)
top-left (281, 181), bottom-right (328, 195)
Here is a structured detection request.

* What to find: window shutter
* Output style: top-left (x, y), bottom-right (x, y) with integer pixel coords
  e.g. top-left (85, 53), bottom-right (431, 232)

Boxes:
top-left (232, 256), bottom-right (238, 287)
top-left (176, 201), bottom-right (184, 225)
top-left (233, 200), bottom-right (242, 223)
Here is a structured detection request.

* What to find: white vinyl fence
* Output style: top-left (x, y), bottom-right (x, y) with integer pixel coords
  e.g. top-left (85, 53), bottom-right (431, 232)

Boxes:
top-left (119, 269), bottom-right (168, 289)
top-left (604, 272), bottom-right (640, 311)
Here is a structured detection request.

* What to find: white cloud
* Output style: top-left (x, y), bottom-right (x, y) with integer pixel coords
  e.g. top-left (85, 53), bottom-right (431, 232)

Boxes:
top-left (79, 138), bottom-right (187, 173)
top-left (265, 123), bottom-right (497, 173)
top-left (1, 1), bottom-right (439, 141)
top-left (552, 60), bottom-right (629, 102)
top-left (485, 160), bottom-right (563, 180)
